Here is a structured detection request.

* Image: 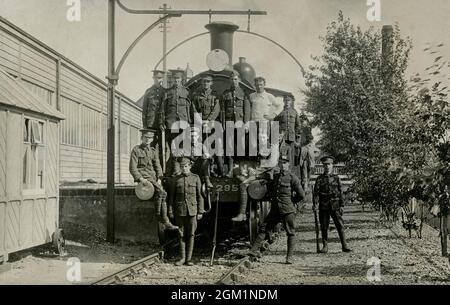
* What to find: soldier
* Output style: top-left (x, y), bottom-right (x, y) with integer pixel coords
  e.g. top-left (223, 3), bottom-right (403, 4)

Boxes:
top-left (162, 69), bottom-right (196, 175)
top-left (248, 155), bottom-right (305, 264)
top-left (168, 157), bottom-right (205, 266)
top-left (141, 70), bottom-right (165, 130)
top-left (231, 130), bottom-right (279, 222)
top-left (273, 94), bottom-right (302, 172)
top-left (222, 71), bottom-right (250, 177)
top-left (313, 156), bottom-right (352, 253)
top-left (129, 129), bottom-right (178, 231)
top-left (190, 73), bottom-right (223, 176)
top-left (298, 114), bottom-right (314, 191)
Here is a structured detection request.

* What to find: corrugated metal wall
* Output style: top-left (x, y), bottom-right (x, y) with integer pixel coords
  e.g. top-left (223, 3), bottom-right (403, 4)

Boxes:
top-left (0, 17), bottom-right (142, 184)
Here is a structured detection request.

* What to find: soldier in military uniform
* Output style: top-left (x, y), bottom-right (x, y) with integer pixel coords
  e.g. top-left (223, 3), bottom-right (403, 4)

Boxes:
top-left (231, 130), bottom-right (280, 222)
top-left (162, 69), bottom-right (197, 175)
top-left (142, 70), bottom-right (165, 130)
top-left (298, 115), bottom-right (314, 191)
top-left (248, 155), bottom-right (305, 264)
top-left (129, 129), bottom-right (177, 231)
top-left (189, 73), bottom-right (223, 177)
top-left (222, 71), bottom-right (250, 177)
top-left (313, 156), bottom-right (351, 253)
top-left (168, 157), bottom-right (205, 266)
top-left (274, 94), bottom-right (302, 173)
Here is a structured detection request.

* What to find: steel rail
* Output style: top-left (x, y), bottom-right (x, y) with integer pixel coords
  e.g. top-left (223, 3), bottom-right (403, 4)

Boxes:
top-left (216, 256), bottom-right (254, 285)
top-left (91, 251), bottom-right (164, 285)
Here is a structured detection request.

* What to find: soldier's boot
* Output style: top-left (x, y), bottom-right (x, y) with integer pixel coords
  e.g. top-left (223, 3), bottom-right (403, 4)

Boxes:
top-left (337, 227), bottom-right (352, 252)
top-left (159, 200), bottom-right (178, 231)
top-left (226, 157), bottom-right (234, 178)
top-left (248, 233), bottom-right (265, 258)
top-left (286, 236), bottom-right (295, 264)
top-left (231, 191), bottom-right (247, 222)
top-left (185, 236), bottom-right (195, 266)
top-left (319, 240), bottom-right (328, 253)
top-left (175, 239), bottom-right (186, 266)
top-left (205, 176), bottom-right (214, 189)
top-left (216, 156), bottom-right (224, 177)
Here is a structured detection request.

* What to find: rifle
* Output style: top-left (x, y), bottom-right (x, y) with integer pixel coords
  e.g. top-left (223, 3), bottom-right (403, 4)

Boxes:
top-left (313, 208), bottom-right (320, 253)
top-left (161, 129), bottom-right (166, 174)
top-left (210, 191), bottom-right (220, 266)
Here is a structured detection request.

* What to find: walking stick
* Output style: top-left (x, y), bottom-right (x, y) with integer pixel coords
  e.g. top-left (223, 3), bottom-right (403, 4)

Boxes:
top-left (210, 191), bottom-right (220, 266)
top-left (313, 208), bottom-right (320, 253)
top-left (161, 129), bottom-right (166, 174)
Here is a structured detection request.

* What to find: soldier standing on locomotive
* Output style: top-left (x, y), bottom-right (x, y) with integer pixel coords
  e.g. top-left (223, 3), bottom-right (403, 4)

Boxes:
top-left (168, 157), bottom-right (205, 266)
top-left (313, 156), bottom-right (352, 253)
top-left (161, 69), bottom-right (197, 176)
top-left (298, 114), bottom-right (315, 192)
top-left (189, 73), bottom-right (223, 179)
top-left (221, 71), bottom-right (250, 177)
top-left (129, 129), bottom-right (178, 231)
top-left (273, 94), bottom-right (302, 175)
top-left (248, 155), bottom-right (305, 264)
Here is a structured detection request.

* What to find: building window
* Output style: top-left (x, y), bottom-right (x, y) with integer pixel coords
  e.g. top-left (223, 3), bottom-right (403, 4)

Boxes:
top-left (60, 97), bottom-right (79, 145)
top-left (120, 121), bottom-right (129, 155)
top-left (23, 118), bottom-right (45, 193)
top-left (81, 106), bottom-right (101, 150)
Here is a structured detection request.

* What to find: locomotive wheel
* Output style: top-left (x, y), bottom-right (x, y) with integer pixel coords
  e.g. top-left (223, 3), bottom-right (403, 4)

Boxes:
top-left (248, 200), bottom-right (258, 244)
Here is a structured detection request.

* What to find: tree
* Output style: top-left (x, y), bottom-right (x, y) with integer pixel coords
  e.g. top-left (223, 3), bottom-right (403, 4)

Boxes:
top-left (304, 12), bottom-right (413, 216)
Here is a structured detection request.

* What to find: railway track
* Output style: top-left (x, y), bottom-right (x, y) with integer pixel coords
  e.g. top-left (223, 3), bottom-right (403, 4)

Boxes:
top-left (91, 251), bottom-right (164, 285)
top-left (90, 249), bottom-right (259, 285)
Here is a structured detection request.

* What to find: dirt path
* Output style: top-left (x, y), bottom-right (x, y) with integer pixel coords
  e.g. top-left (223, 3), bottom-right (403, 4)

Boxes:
top-left (240, 204), bottom-right (450, 284)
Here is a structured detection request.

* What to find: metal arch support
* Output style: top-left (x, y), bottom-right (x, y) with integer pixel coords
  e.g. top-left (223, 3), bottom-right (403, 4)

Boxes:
top-left (116, 14), bottom-right (181, 76)
top-left (236, 30), bottom-right (306, 77)
top-left (154, 32), bottom-right (209, 70)
top-left (154, 30), bottom-right (306, 77)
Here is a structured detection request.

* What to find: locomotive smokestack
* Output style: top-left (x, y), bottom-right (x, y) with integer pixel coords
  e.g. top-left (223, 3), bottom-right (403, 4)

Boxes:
top-left (205, 22), bottom-right (239, 65)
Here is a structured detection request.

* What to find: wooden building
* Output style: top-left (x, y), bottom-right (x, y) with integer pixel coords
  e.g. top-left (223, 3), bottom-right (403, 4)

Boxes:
top-left (0, 67), bottom-right (65, 263)
top-left (0, 16), bottom-right (142, 185)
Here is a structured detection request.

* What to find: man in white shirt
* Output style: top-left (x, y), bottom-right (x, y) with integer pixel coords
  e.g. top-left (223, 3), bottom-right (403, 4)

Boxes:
top-left (249, 77), bottom-right (277, 121)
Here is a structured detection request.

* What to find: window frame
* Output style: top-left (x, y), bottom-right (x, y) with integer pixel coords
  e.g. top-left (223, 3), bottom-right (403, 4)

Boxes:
top-left (22, 116), bottom-right (46, 196)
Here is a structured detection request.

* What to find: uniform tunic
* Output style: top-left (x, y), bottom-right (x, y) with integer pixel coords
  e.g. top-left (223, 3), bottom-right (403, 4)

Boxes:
top-left (129, 144), bottom-right (163, 182)
top-left (163, 85), bottom-right (195, 129)
top-left (274, 107), bottom-right (301, 143)
top-left (259, 170), bottom-right (305, 237)
top-left (190, 88), bottom-right (220, 122)
top-left (129, 144), bottom-right (166, 200)
top-left (222, 86), bottom-right (250, 123)
top-left (169, 172), bottom-right (205, 239)
top-left (142, 84), bottom-right (164, 129)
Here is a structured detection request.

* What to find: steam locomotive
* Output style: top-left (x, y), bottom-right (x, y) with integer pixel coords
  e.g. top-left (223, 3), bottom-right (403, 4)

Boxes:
top-left (158, 21), bottom-right (300, 247)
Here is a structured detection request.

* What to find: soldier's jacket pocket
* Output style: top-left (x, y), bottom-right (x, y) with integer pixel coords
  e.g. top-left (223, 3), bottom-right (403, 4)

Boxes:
top-left (186, 181), bottom-right (197, 194)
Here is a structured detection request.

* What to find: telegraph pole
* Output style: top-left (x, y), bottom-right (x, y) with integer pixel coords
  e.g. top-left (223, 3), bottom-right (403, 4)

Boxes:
top-left (160, 3), bottom-right (170, 87)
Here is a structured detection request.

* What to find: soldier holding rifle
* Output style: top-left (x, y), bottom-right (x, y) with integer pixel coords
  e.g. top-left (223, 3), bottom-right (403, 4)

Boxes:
top-left (313, 156), bottom-right (351, 253)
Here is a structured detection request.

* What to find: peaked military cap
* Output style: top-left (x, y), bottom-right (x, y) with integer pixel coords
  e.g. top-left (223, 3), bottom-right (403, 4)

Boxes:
top-left (283, 93), bottom-right (295, 101)
top-left (320, 155), bottom-right (335, 164)
top-left (230, 70), bottom-right (240, 78)
top-left (152, 70), bottom-right (165, 78)
top-left (139, 128), bottom-right (157, 136)
top-left (170, 69), bottom-right (185, 78)
top-left (201, 73), bottom-right (213, 81)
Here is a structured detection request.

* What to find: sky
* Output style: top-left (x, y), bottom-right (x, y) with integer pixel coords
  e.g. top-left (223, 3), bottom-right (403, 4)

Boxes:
top-left (1, 0), bottom-right (449, 106)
